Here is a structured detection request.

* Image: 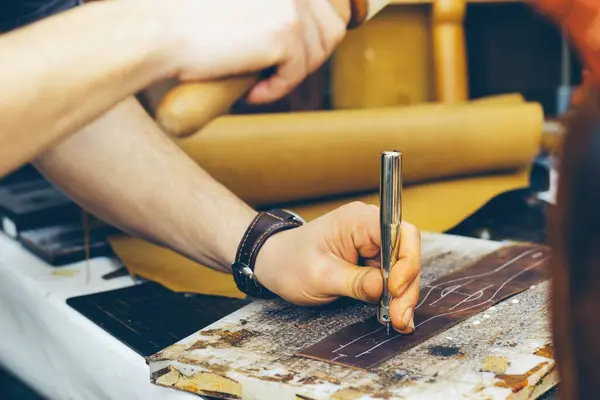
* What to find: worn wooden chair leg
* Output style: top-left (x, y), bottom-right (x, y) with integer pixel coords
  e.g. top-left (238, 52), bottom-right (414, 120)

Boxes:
top-left (432, 0), bottom-right (468, 103)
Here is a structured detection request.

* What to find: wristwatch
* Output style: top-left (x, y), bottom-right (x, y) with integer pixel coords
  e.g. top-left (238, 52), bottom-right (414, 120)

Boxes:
top-left (231, 209), bottom-right (305, 298)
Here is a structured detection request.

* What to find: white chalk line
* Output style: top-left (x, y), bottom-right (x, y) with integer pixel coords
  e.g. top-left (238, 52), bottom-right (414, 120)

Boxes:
top-left (332, 327), bottom-right (385, 353)
top-left (415, 248), bottom-right (541, 311)
top-left (429, 281), bottom-right (473, 306)
top-left (331, 354), bottom-right (348, 362)
top-left (448, 284), bottom-right (493, 311)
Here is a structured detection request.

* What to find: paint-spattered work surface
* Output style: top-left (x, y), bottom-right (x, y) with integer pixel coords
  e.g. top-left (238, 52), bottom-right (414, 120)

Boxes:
top-left (147, 233), bottom-right (557, 400)
top-left (298, 245), bottom-right (550, 370)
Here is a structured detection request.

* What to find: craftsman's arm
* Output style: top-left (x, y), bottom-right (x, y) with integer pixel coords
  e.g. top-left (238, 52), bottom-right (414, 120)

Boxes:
top-left (0, 0), bottom-right (169, 176)
top-left (33, 98), bottom-right (421, 334)
top-left (0, 0), bottom-right (349, 177)
top-left (34, 97), bottom-right (255, 273)
top-left (35, 95), bottom-right (421, 333)
top-left (4, 0), bottom-right (420, 332)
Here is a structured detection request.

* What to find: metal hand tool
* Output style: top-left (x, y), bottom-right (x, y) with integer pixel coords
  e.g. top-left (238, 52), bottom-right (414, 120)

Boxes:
top-left (378, 150), bottom-right (402, 335)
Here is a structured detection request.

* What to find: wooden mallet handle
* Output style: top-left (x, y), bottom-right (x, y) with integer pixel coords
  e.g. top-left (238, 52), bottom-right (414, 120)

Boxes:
top-left (156, 74), bottom-right (258, 138)
top-left (155, 0), bottom-right (390, 138)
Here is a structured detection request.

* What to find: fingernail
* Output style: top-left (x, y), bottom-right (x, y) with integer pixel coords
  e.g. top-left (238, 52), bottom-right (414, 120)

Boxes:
top-left (402, 307), bottom-right (414, 330)
top-left (409, 317), bottom-right (415, 331)
top-left (396, 281), bottom-right (410, 297)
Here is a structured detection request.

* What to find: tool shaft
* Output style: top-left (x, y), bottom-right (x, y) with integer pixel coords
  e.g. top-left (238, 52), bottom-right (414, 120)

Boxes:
top-left (378, 151), bottom-right (403, 330)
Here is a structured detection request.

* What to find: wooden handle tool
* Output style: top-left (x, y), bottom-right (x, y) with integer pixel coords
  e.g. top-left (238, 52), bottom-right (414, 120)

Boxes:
top-left (156, 0), bottom-right (391, 138)
top-left (156, 74), bottom-right (258, 138)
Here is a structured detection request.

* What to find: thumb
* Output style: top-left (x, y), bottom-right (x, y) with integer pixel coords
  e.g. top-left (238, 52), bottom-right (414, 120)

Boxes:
top-left (328, 257), bottom-right (383, 303)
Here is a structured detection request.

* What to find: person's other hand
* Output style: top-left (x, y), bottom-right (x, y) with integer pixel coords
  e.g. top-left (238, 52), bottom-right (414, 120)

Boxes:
top-left (149, 0), bottom-right (348, 104)
top-left (254, 202), bottom-right (421, 334)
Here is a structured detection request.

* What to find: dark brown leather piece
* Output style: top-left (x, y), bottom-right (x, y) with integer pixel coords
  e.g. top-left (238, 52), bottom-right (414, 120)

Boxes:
top-left (297, 244), bottom-right (551, 370)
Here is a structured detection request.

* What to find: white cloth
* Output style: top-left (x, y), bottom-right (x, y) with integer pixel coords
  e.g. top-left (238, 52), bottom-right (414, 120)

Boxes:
top-left (0, 233), bottom-right (196, 400)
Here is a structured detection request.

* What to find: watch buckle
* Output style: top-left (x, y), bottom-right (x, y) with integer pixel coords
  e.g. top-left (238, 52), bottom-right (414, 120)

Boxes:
top-left (233, 262), bottom-right (255, 280)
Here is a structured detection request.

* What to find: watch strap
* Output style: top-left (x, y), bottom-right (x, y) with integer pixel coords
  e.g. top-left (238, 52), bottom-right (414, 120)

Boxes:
top-left (232, 209), bottom-right (303, 298)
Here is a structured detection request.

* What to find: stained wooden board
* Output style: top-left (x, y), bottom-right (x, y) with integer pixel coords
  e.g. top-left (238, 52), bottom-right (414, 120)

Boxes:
top-left (147, 233), bottom-right (557, 400)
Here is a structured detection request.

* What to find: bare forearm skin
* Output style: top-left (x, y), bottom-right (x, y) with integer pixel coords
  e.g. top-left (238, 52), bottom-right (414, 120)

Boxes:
top-left (34, 98), bottom-right (257, 273)
top-left (0, 1), bottom-right (169, 176)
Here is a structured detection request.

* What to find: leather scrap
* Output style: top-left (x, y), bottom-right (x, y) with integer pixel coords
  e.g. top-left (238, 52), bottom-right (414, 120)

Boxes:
top-left (297, 244), bottom-right (551, 370)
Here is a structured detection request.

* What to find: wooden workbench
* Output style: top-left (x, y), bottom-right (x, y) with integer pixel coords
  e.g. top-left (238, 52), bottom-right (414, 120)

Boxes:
top-left (147, 233), bottom-right (557, 400)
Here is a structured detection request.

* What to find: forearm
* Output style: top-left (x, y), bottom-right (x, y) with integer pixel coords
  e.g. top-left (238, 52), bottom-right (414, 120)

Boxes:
top-left (0, 0), bottom-right (170, 176)
top-left (34, 98), bottom-right (256, 272)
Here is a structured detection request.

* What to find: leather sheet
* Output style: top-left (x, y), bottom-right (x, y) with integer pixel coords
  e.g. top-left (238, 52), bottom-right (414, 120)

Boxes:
top-left (297, 244), bottom-right (551, 370)
top-left (175, 98), bottom-right (542, 206)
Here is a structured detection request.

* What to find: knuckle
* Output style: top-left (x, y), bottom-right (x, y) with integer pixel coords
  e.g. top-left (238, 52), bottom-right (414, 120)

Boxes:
top-left (266, 11), bottom-right (301, 63)
top-left (351, 268), bottom-right (371, 301)
top-left (268, 42), bottom-right (286, 64)
top-left (342, 201), bottom-right (368, 213)
top-left (275, 9), bottom-right (302, 37)
top-left (403, 221), bottom-right (421, 239)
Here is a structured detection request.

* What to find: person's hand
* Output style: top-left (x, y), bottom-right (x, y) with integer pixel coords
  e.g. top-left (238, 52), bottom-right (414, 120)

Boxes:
top-left (146, 0), bottom-right (348, 104)
top-left (254, 202), bottom-right (422, 334)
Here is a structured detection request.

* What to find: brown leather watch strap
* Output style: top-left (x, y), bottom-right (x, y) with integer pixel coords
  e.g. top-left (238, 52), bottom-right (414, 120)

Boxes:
top-left (232, 209), bottom-right (304, 298)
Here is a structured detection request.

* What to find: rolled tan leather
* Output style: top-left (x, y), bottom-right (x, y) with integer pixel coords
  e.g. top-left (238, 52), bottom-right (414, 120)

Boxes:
top-left (175, 99), bottom-right (543, 206)
top-left (285, 169), bottom-right (531, 232)
top-left (469, 93), bottom-right (524, 104)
